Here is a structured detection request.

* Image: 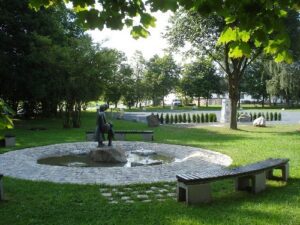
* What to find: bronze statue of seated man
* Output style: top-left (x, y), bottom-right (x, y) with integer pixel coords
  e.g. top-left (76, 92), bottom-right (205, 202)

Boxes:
top-left (95, 104), bottom-right (114, 147)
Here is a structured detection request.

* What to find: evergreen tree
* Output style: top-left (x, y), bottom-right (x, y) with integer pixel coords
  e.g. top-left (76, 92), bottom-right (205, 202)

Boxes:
top-left (174, 114), bottom-right (178, 123)
top-left (197, 114), bottom-right (201, 123)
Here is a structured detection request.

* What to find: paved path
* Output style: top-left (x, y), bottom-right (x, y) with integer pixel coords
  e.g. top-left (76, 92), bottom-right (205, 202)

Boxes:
top-left (0, 141), bottom-right (232, 185)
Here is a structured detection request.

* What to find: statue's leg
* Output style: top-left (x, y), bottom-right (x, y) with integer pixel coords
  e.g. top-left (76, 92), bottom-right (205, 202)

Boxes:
top-left (107, 125), bottom-right (113, 146)
top-left (98, 132), bottom-right (104, 147)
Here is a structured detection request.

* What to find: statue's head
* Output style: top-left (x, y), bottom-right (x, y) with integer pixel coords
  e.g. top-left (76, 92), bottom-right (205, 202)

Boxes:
top-left (99, 104), bottom-right (109, 112)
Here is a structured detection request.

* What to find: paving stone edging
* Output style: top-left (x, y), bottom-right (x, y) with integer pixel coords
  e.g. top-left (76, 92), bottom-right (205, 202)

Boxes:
top-left (0, 141), bottom-right (232, 185)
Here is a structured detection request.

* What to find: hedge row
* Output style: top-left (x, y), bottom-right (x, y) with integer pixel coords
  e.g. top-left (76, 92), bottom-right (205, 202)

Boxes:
top-left (237, 112), bottom-right (282, 121)
top-left (156, 113), bottom-right (217, 124)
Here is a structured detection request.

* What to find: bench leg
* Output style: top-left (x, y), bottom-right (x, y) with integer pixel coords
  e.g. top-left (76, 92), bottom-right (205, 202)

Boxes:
top-left (236, 172), bottom-right (266, 193)
top-left (177, 182), bottom-right (212, 204)
top-left (267, 163), bottom-right (289, 182)
top-left (114, 133), bottom-right (125, 141)
top-left (0, 178), bottom-right (3, 201)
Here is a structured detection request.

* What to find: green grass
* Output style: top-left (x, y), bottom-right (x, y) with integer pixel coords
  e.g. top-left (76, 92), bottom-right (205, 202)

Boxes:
top-left (1, 112), bottom-right (300, 225)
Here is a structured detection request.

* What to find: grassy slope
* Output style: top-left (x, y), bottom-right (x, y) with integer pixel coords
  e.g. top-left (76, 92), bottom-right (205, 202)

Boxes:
top-left (0, 112), bottom-right (300, 225)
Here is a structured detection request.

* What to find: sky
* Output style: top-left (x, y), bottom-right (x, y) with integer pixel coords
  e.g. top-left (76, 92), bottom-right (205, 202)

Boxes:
top-left (86, 11), bottom-right (172, 61)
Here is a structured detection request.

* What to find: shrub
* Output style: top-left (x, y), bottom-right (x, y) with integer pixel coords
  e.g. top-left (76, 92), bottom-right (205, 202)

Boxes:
top-left (179, 114), bottom-right (183, 123)
top-left (261, 112), bottom-right (265, 118)
top-left (270, 112), bottom-right (274, 121)
top-left (187, 114), bottom-right (191, 123)
top-left (160, 113), bottom-right (164, 124)
top-left (205, 113), bottom-right (209, 123)
top-left (174, 114), bottom-right (178, 124)
top-left (183, 113), bottom-right (187, 123)
top-left (192, 114), bottom-right (196, 123)
top-left (237, 112), bottom-right (240, 120)
top-left (165, 113), bottom-right (170, 124)
top-left (274, 112), bottom-right (278, 121)
top-left (266, 112), bottom-right (269, 121)
top-left (253, 112), bottom-right (257, 120)
top-left (278, 112), bottom-right (282, 121)
top-left (258, 112), bottom-right (262, 117)
top-left (250, 112), bottom-right (253, 121)
top-left (156, 113), bottom-right (159, 121)
top-left (197, 114), bottom-right (200, 123)
top-left (170, 114), bottom-right (174, 124)
top-left (201, 113), bottom-right (205, 123)
top-left (209, 113), bottom-right (214, 122)
top-left (213, 113), bottom-right (217, 122)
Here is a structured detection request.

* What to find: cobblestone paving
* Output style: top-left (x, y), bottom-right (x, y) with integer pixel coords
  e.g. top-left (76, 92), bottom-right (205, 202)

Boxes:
top-left (99, 184), bottom-right (177, 204)
top-left (0, 141), bottom-right (232, 185)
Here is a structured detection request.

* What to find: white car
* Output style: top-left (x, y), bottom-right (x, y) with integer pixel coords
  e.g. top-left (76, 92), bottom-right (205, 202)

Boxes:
top-left (172, 99), bottom-right (182, 106)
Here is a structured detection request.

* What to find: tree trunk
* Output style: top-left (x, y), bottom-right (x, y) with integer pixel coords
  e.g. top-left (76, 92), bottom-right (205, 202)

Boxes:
top-left (228, 73), bottom-right (239, 130)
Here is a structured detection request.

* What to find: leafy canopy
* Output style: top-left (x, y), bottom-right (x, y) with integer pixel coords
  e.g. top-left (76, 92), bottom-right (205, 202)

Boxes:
top-left (29, 0), bottom-right (300, 63)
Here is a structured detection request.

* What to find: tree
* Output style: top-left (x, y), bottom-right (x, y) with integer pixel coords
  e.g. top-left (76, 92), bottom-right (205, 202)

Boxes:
top-left (29, 0), bottom-right (300, 128)
top-left (241, 58), bottom-right (271, 107)
top-left (130, 51), bottom-right (147, 108)
top-left (144, 54), bottom-right (180, 107)
top-left (0, 99), bottom-right (14, 130)
top-left (181, 59), bottom-right (225, 107)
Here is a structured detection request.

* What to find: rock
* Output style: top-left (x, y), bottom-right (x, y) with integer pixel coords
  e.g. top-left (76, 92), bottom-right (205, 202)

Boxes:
top-left (131, 149), bottom-right (156, 156)
top-left (253, 116), bottom-right (266, 127)
top-left (146, 114), bottom-right (160, 127)
top-left (131, 159), bottom-right (162, 167)
top-left (238, 113), bottom-right (251, 122)
top-left (89, 146), bottom-right (127, 163)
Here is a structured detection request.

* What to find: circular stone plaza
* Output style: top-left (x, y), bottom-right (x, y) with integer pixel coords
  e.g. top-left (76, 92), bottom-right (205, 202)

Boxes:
top-left (0, 141), bottom-right (232, 185)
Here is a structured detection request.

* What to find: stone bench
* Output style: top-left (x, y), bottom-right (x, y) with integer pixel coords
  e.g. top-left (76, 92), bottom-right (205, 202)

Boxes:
top-left (0, 174), bottom-right (3, 201)
top-left (114, 130), bottom-right (154, 141)
top-left (176, 158), bottom-right (289, 205)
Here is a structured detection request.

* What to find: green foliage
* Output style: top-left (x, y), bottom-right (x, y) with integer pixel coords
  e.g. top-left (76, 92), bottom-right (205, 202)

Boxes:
top-left (274, 112), bottom-right (278, 121)
top-left (205, 113), bottom-right (209, 123)
top-left (250, 113), bottom-right (253, 121)
top-left (253, 113), bottom-right (257, 120)
top-left (201, 113), bottom-right (205, 123)
top-left (192, 114), bottom-right (196, 123)
top-left (178, 114), bottom-right (183, 123)
top-left (258, 112), bottom-right (262, 118)
top-left (270, 112), bottom-right (274, 121)
top-left (187, 114), bottom-right (191, 123)
top-left (174, 114), bottom-right (178, 124)
top-left (165, 113), bottom-right (170, 124)
top-left (213, 114), bottom-right (217, 122)
top-left (0, 99), bottom-right (15, 129)
top-left (156, 113), bottom-right (159, 121)
top-left (266, 112), bottom-right (270, 121)
top-left (170, 114), bottom-right (174, 124)
top-left (160, 113), bottom-right (164, 124)
top-left (183, 113), bottom-right (187, 123)
top-left (196, 114), bottom-right (201, 123)
top-left (278, 112), bottom-right (282, 121)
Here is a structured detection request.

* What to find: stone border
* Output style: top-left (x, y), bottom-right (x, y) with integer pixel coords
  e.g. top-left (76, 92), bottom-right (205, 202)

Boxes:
top-left (0, 141), bottom-right (232, 185)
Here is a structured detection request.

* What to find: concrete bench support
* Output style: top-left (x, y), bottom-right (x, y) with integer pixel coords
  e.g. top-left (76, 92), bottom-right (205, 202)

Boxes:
top-left (267, 164), bottom-right (289, 181)
top-left (176, 158), bottom-right (289, 205)
top-left (0, 174), bottom-right (3, 201)
top-left (177, 182), bottom-right (211, 205)
top-left (236, 172), bottom-right (266, 193)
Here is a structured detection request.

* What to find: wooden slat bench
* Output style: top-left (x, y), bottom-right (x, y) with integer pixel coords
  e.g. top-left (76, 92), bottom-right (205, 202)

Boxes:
top-left (114, 130), bottom-right (154, 141)
top-left (176, 158), bottom-right (289, 205)
top-left (0, 174), bottom-right (3, 201)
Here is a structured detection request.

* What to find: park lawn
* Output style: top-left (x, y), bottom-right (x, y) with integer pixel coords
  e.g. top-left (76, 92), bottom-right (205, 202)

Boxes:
top-left (0, 112), bottom-right (300, 225)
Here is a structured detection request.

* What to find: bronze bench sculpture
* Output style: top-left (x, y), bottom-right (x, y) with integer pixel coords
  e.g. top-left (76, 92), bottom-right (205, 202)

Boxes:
top-left (177, 158), bottom-right (289, 205)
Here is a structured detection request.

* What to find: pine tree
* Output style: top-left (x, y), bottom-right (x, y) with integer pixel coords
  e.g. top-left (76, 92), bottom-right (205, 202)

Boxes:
top-left (187, 114), bottom-right (191, 123)
top-left (197, 114), bottom-right (201, 123)
top-left (170, 114), bottom-right (174, 124)
top-left (160, 113), bottom-right (164, 124)
top-left (201, 113), bottom-right (205, 123)
top-left (179, 114), bottom-right (183, 123)
top-left (174, 114), bottom-right (178, 123)
top-left (192, 114), bottom-right (197, 123)
top-left (183, 113), bottom-right (187, 123)
top-left (165, 113), bottom-right (170, 124)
